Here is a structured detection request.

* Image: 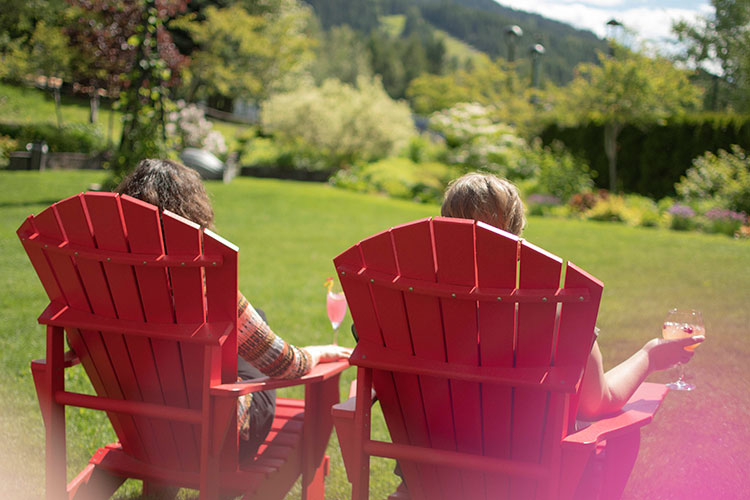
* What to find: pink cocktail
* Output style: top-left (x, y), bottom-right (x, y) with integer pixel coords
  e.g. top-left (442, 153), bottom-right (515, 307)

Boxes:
top-left (325, 278), bottom-right (347, 345)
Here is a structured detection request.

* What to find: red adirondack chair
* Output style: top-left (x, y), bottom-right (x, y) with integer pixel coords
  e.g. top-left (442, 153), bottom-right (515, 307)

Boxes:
top-left (331, 217), bottom-right (668, 500)
top-left (18, 191), bottom-right (348, 500)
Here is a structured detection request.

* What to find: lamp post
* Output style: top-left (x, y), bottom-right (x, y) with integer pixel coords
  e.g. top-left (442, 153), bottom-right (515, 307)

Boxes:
top-left (530, 43), bottom-right (545, 88)
top-left (606, 19), bottom-right (623, 56)
top-left (505, 25), bottom-right (523, 62)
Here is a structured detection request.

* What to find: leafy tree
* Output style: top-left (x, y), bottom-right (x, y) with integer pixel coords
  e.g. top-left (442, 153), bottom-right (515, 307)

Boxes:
top-left (673, 0), bottom-right (750, 112)
top-left (110, 0), bottom-right (189, 187)
top-left (0, 0), bottom-right (68, 55)
top-left (0, 0), bottom-right (73, 125)
top-left (555, 47), bottom-right (702, 192)
top-left (175, 0), bottom-right (315, 103)
top-left (312, 25), bottom-right (372, 86)
top-left (66, 0), bottom-right (187, 136)
top-left (406, 55), bottom-right (546, 137)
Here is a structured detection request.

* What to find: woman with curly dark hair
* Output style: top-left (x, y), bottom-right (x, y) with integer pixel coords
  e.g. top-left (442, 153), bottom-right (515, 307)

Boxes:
top-left (117, 158), bottom-right (351, 459)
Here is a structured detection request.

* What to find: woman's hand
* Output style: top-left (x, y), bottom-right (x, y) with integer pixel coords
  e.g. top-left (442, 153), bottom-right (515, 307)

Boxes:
top-left (643, 335), bottom-right (705, 372)
top-left (304, 345), bottom-right (353, 367)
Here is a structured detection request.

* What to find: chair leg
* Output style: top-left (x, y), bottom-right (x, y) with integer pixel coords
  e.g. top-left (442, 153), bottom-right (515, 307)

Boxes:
top-left (598, 432), bottom-right (641, 500)
top-left (68, 464), bottom-right (125, 500)
top-left (301, 455), bottom-right (329, 500)
top-left (45, 326), bottom-right (67, 500)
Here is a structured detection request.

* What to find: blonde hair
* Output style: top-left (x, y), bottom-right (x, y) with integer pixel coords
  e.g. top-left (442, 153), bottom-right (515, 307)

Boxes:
top-left (441, 172), bottom-right (526, 235)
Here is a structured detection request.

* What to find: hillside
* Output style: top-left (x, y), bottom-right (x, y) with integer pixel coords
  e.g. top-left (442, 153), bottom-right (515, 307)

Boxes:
top-left (303, 0), bottom-right (608, 84)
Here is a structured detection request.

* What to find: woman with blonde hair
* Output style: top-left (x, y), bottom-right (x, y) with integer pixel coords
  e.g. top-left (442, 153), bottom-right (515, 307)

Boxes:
top-left (441, 172), bottom-right (703, 419)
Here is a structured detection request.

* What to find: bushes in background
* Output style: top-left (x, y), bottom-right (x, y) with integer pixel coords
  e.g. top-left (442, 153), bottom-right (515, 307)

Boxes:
top-left (260, 77), bottom-right (416, 170)
top-left (331, 157), bottom-right (459, 204)
top-left (675, 145), bottom-right (750, 214)
top-left (541, 114), bottom-right (750, 198)
top-left (0, 122), bottom-right (106, 153)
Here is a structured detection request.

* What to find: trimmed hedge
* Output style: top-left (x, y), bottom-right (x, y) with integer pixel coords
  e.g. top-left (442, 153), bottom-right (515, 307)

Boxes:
top-left (541, 114), bottom-right (750, 198)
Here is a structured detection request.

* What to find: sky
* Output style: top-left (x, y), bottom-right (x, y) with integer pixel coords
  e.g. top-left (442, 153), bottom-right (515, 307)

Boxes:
top-left (494, 0), bottom-right (714, 51)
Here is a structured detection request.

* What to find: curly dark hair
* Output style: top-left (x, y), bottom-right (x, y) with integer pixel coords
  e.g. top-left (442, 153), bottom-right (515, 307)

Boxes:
top-left (115, 159), bottom-right (215, 230)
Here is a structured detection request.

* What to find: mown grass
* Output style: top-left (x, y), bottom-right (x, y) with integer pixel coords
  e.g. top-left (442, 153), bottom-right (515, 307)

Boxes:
top-left (1, 170), bottom-right (748, 499)
top-left (0, 83), bottom-right (247, 153)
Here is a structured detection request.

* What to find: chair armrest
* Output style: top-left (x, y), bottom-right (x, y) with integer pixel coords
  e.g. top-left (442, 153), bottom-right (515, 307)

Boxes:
top-left (562, 382), bottom-right (668, 450)
top-left (30, 350), bottom-right (81, 372)
top-left (332, 379), bottom-right (377, 420)
top-left (210, 360), bottom-right (349, 397)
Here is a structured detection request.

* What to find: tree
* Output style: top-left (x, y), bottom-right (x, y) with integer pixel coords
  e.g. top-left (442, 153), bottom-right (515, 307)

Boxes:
top-left (555, 47), bottom-right (702, 192)
top-left (110, 0), bottom-right (189, 186)
top-left (673, 0), bottom-right (750, 112)
top-left (66, 0), bottom-right (187, 144)
top-left (312, 25), bottom-right (372, 86)
top-left (175, 0), bottom-right (315, 103)
top-left (406, 55), bottom-right (546, 137)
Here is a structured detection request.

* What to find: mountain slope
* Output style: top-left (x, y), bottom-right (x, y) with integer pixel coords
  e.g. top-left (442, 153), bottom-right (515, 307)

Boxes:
top-left (304, 0), bottom-right (607, 84)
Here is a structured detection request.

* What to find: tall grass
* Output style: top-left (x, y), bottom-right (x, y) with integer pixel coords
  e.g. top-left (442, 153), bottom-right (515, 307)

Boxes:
top-left (1, 170), bottom-right (748, 499)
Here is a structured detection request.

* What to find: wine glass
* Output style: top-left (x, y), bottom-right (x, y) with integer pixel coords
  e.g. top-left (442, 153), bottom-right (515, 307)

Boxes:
top-left (662, 308), bottom-right (705, 391)
top-left (325, 277), bottom-right (347, 345)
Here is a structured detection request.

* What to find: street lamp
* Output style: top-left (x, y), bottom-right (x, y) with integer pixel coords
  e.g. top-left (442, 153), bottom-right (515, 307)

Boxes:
top-left (530, 43), bottom-right (545, 88)
top-left (505, 25), bottom-right (523, 62)
top-left (606, 19), bottom-right (623, 55)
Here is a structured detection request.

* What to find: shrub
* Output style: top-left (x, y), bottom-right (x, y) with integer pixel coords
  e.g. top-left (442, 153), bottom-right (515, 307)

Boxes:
top-left (622, 194), bottom-right (660, 227)
top-left (676, 145), bottom-right (750, 214)
top-left (166, 101), bottom-right (227, 158)
top-left (526, 193), bottom-right (561, 216)
top-left (569, 189), bottom-right (609, 214)
top-left (584, 195), bottom-right (628, 223)
top-left (428, 103), bottom-right (530, 178)
top-left (0, 123), bottom-right (106, 153)
top-left (0, 135), bottom-right (19, 168)
top-left (331, 158), bottom-right (459, 204)
top-left (404, 133), bottom-right (448, 164)
top-left (261, 77), bottom-right (416, 169)
top-left (702, 208), bottom-right (747, 237)
top-left (521, 139), bottom-right (595, 203)
top-left (667, 203), bottom-right (696, 231)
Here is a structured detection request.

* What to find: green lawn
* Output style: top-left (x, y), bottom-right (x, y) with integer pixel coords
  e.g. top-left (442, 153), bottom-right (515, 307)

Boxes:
top-left (0, 83), bottom-right (247, 153)
top-left (1, 170), bottom-right (748, 499)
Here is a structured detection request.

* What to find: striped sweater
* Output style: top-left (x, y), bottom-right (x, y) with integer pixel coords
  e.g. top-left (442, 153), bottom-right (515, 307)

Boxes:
top-left (236, 293), bottom-right (312, 441)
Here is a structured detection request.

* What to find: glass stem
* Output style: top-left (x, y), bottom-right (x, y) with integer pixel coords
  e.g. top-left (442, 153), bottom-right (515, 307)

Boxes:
top-left (677, 362), bottom-right (686, 382)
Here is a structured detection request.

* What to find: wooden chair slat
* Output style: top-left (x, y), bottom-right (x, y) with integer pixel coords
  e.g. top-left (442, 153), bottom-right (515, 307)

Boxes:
top-left (122, 195), bottom-right (201, 472)
top-left (161, 211), bottom-right (206, 416)
top-left (83, 192), bottom-right (181, 470)
top-left (510, 240), bottom-right (562, 499)
top-left (433, 218), bottom-right (486, 499)
top-left (358, 227), bottom-right (433, 500)
top-left (391, 219), bottom-right (463, 500)
top-left (475, 222), bottom-right (520, 498)
top-left (44, 195), bottom-right (146, 460)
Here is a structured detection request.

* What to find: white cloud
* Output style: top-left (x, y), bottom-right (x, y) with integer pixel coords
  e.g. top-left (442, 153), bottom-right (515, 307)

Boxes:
top-left (495, 1), bottom-right (710, 48)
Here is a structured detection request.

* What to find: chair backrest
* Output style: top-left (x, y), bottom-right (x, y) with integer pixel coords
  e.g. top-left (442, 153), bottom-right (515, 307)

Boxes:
top-left (334, 217), bottom-right (603, 500)
top-left (17, 191), bottom-right (239, 473)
